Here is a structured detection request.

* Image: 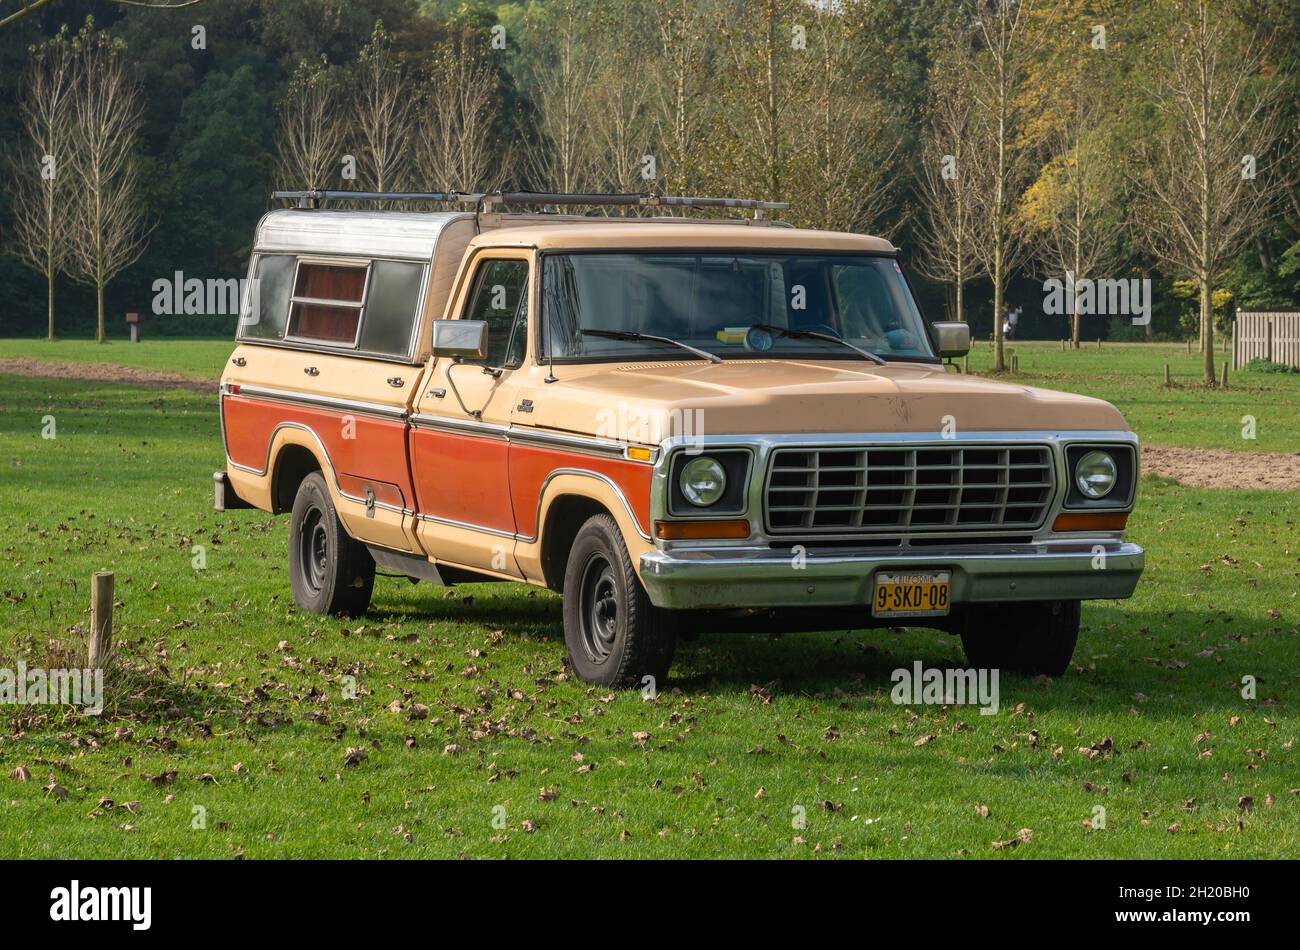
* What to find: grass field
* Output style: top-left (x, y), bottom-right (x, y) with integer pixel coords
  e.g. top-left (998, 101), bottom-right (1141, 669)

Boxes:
top-left (0, 343), bottom-right (1297, 858)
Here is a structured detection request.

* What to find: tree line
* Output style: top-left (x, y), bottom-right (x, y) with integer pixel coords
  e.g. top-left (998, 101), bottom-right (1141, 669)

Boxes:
top-left (2, 0), bottom-right (1297, 384)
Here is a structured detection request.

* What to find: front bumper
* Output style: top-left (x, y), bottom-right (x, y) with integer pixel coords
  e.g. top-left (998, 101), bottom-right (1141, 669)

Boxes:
top-left (639, 541), bottom-right (1144, 610)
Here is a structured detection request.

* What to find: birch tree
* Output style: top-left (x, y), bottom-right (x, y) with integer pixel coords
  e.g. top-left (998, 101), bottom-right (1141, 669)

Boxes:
top-left (791, 0), bottom-right (900, 234)
top-left (349, 22), bottom-right (414, 197)
top-left (275, 56), bottom-right (344, 191)
top-left (520, 0), bottom-right (597, 194)
top-left (8, 29), bottom-right (76, 341)
top-left (967, 0), bottom-right (1047, 370)
top-left (1137, 0), bottom-right (1288, 383)
top-left (914, 42), bottom-right (985, 322)
top-left (65, 22), bottom-right (149, 344)
top-left (414, 39), bottom-right (501, 194)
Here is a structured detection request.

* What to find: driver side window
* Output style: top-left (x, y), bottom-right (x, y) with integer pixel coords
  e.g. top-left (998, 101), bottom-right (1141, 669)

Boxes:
top-left (464, 259), bottom-right (529, 368)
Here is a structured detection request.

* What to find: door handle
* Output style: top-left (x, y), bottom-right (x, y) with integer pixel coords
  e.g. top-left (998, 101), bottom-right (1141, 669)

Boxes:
top-left (428, 388), bottom-right (446, 398)
top-left (304, 366), bottom-right (319, 376)
top-left (387, 376), bottom-right (404, 387)
top-left (231, 356), bottom-right (246, 367)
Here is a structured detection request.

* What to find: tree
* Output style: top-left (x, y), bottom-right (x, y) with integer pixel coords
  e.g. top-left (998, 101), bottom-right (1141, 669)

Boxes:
top-left (1137, 0), bottom-right (1289, 383)
top-left (413, 34), bottom-right (501, 193)
top-left (518, 0), bottom-right (596, 193)
top-left (583, 5), bottom-right (656, 198)
top-left (914, 40), bottom-right (985, 323)
top-left (791, 0), bottom-right (901, 234)
top-left (1022, 49), bottom-right (1124, 347)
top-left (712, 0), bottom-right (810, 205)
top-left (65, 21), bottom-right (150, 343)
top-left (966, 0), bottom-right (1048, 370)
top-left (348, 21), bottom-right (415, 197)
top-left (275, 56), bottom-right (344, 191)
top-left (8, 28), bottom-right (75, 340)
top-left (646, 0), bottom-right (716, 197)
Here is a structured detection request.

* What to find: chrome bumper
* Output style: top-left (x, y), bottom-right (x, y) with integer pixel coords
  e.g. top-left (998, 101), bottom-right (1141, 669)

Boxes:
top-left (639, 541), bottom-right (1144, 610)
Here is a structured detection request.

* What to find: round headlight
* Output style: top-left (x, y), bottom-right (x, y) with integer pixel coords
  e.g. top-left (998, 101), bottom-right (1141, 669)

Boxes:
top-left (680, 456), bottom-right (727, 507)
top-left (1075, 450), bottom-right (1117, 498)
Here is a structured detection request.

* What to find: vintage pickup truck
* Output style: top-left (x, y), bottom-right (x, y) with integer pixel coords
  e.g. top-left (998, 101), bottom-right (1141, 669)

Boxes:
top-left (216, 190), bottom-right (1143, 687)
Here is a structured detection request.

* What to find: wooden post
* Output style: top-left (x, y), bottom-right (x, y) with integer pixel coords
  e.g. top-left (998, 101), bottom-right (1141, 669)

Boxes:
top-left (1221, 360), bottom-right (1229, 387)
top-left (1187, 337), bottom-right (1192, 355)
top-left (963, 355), bottom-right (969, 374)
top-left (89, 571), bottom-right (114, 669)
top-left (1060, 339), bottom-right (1066, 352)
top-left (1011, 354), bottom-right (1019, 373)
top-left (1164, 363), bottom-right (1171, 386)
top-left (1097, 338), bottom-right (1102, 350)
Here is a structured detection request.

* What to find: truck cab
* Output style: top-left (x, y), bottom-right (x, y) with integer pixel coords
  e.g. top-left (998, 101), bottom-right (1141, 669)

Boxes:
top-left (218, 191), bottom-right (1143, 687)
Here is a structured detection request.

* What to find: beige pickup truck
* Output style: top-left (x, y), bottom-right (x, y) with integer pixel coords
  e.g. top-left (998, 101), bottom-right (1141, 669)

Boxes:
top-left (216, 190), bottom-right (1143, 687)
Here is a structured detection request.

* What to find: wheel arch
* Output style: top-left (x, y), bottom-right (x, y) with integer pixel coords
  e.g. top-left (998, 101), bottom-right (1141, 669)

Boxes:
top-left (532, 473), bottom-right (654, 591)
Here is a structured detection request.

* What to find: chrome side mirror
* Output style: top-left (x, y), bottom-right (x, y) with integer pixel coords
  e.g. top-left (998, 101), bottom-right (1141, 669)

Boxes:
top-left (431, 320), bottom-right (488, 359)
top-left (932, 321), bottom-right (971, 359)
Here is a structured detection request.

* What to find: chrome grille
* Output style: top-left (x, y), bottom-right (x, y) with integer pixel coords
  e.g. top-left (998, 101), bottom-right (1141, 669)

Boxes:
top-left (765, 444), bottom-right (1055, 534)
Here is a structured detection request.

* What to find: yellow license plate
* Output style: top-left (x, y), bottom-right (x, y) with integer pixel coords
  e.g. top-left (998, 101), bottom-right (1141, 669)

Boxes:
top-left (871, 571), bottom-right (951, 618)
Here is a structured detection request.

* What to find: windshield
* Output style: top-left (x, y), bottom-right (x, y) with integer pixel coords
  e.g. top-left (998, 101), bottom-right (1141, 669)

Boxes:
top-left (542, 252), bottom-right (935, 362)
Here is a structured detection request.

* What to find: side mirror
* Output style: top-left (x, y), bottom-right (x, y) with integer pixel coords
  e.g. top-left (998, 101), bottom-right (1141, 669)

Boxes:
top-left (431, 320), bottom-right (487, 360)
top-left (932, 321), bottom-right (971, 359)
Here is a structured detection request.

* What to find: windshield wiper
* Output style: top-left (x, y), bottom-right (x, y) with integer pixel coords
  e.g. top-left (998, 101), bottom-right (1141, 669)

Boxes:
top-left (749, 323), bottom-right (887, 366)
top-left (581, 328), bottom-right (722, 364)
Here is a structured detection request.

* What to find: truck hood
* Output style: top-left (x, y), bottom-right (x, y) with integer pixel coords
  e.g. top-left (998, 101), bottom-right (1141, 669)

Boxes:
top-left (517, 358), bottom-right (1129, 442)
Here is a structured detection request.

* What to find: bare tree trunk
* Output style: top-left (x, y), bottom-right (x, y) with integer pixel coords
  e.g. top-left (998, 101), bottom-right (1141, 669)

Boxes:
top-left (65, 24), bottom-right (149, 342)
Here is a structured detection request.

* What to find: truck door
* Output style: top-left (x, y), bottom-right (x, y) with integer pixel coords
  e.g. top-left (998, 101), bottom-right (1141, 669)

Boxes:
top-left (410, 251), bottom-right (532, 576)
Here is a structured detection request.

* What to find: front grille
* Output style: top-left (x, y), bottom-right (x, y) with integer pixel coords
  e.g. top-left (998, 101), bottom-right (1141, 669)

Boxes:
top-left (765, 444), bottom-right (1055, 535)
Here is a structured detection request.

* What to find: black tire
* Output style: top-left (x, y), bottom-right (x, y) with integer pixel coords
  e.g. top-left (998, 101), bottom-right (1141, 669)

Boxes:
top-left (958, 600), bottom-right (1081, 677)
top-left (288, 471), bottom-right (375, 617)
top-left (562, 513), bottom-right (676, 688)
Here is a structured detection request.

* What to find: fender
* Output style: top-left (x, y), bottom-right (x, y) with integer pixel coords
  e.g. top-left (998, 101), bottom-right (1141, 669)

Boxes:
top-left (515, 470), bottom-right (655, 585)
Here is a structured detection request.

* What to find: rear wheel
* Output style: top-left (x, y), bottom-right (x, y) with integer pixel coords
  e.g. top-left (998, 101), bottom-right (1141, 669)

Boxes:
top-left (562, 513), bottom-right (676, 688)
top-left (958, 600), bottom-right (1080, 676)
top-left (288, 471), bottom-right (375, 616)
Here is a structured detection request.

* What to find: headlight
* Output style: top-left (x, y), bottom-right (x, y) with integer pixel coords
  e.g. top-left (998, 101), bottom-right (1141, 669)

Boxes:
top-left (679, 456), bottom-right (727, 507)
top-left (1074, 450), bottom-right (1117, 498)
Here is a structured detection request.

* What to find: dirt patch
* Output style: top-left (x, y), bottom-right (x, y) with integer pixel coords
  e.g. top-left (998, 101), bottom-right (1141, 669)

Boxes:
top-left (0, 357), bottom-right (216, 394)
top-left (1142, 445), bottom-right (1300, 491)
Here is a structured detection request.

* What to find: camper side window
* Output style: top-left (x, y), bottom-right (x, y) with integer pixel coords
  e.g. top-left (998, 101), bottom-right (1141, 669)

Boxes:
top-left (287, 261), bottom-right (369, 345)
top-left (237, 254), bottom-right (426, 360)
top-left (239, 254), bottom-right (294, 340)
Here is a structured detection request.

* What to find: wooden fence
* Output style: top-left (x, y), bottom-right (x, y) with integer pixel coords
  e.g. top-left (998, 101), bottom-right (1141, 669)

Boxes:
top-left (1232, 311), bottom-right (1300, 370)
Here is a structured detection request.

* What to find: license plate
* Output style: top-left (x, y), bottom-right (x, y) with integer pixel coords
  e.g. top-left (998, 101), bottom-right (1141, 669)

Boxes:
top-left (871, 571), bottom-right (951, 618)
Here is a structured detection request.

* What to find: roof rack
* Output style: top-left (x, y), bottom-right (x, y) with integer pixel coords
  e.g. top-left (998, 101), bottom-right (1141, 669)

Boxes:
top-left (272, 189), bottom-right (790, 220)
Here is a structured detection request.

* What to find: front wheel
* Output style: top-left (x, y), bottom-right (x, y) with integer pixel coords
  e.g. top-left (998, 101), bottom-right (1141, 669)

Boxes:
top-left (958, 600), bottom-right (1080, 676)
top-left (288, 471), bottom-right (375, 617)
top-left (562, 513), bottom-right (676, 688)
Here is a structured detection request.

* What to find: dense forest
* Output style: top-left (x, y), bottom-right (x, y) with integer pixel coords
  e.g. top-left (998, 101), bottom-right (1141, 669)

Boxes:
top-left (0, 0), bottom-right (1297, 380)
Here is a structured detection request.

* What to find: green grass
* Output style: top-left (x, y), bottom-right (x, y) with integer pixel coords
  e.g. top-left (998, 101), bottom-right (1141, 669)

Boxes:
top-left (0, 338), bottom-right (231, 381)
top-left (965, 341), bottom-right (1300, 453)
top-left (0, 361), bottom-right (1296, 858)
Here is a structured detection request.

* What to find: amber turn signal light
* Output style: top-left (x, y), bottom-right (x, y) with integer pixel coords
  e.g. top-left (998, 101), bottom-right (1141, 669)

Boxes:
top-left (1052, 511), bottom-right (1129, 532)
top-left (654, 519), bottom-right (751, 540)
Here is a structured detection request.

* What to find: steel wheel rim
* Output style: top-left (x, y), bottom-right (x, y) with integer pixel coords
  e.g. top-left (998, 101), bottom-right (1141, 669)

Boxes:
top-left (579, 554), bottom-right (618, 664)
top-left (300, 506), bottom-right (328, 593)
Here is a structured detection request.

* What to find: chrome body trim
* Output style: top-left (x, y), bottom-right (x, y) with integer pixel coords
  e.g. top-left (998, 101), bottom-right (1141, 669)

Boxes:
top-left (222, 382), bottom-right (409, 420)
top-left (640, 540), bottom-right (1146, 609)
